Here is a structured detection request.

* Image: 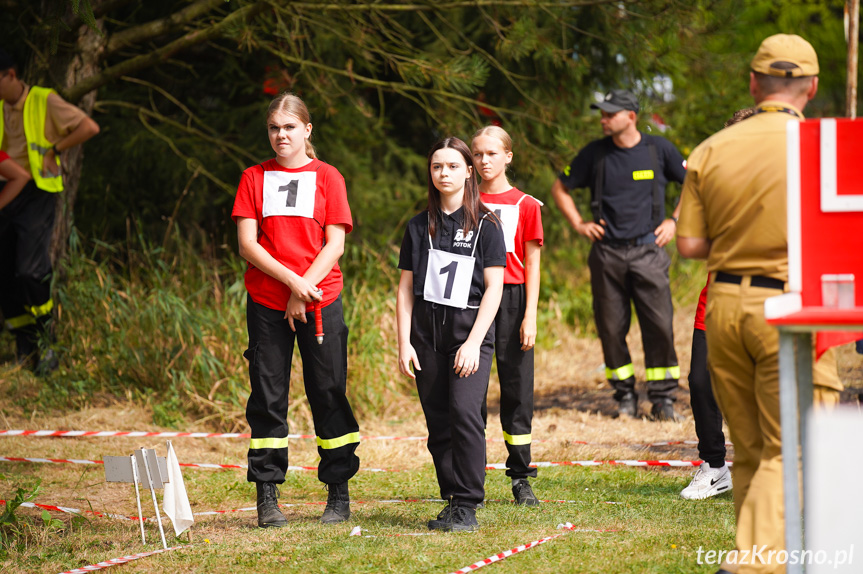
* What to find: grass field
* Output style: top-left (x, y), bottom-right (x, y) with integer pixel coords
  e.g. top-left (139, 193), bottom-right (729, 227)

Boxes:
top-left (2, 335), bottom-right (861, 573)
top-left (0, 404), bottom-right (738, 574)
top-left (1, 239), bottom-right (861, 573)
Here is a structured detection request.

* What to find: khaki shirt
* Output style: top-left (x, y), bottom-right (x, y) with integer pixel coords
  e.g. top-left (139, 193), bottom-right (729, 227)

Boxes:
top-left (1, 83), bottom-right (88, 172)
top-left (677, 101), bottom-right (805, 282)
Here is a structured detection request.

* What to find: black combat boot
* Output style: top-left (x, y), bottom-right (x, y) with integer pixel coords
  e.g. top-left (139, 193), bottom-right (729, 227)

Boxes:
top-left (650, 398), bottom-right (683, 422)
top-left (256, 482), bottom-right (287, 528)
top-left (320, 482), bottom-right (350, 524)
top-left (616, 392), bottom-right (638, 419)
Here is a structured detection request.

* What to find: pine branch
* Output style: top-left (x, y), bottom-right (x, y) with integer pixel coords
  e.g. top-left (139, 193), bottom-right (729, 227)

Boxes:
top-left (264, 45), bottom-right (541, 123)
top-left (65, 1), bottom-right (268, 102)
top-left (106, 0), bottom-right (227, 53)
top-left (120, 76), bottom-right (219, 140)
top-left (93, 99), bottom-right (259, 167)
top-left (289, 0), bottom-right (634, 11)
top-left (137, 111), bottom-right (235, 194)
top-left (430, 11), bottom-right (541, 106)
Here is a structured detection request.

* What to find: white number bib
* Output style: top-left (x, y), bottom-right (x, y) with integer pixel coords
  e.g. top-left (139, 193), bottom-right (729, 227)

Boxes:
top-left (424, 249), bottom-right (475, 309)
top-left (262, 171), bottom-right (317, 219)
top-left (484, 203), bottom-right (519, 253)
top-left (422, 218), bottom-right (485, 309)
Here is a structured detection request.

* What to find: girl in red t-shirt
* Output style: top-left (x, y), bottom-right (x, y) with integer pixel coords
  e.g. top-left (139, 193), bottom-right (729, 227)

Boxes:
top-left (231, 93), bottom-right (359, 528)
top-left (471, 126), bottom-right (543, 506)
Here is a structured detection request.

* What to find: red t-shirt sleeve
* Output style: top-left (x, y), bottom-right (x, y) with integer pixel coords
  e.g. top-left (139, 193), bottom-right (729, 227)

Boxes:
top-left (231, 166), bottom-right (261, 223)
top-left (322, 166), bottom-right (353, 233)
top-left (521, 196), bottom-right (544, 246)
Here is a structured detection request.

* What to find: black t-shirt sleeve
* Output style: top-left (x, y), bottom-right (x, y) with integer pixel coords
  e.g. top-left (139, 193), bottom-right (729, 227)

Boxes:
top-left (659, 138), bottom-right (687, 184)
top-left (481, 217), bottom-right (507, 268)
top-left (557, 142), bottom-right (597, 190)
top-left (397, 225), bottom-right (414, 271)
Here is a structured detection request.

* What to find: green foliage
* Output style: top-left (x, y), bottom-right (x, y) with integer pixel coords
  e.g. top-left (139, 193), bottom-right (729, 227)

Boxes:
top-left (0, 0), bottom-right (853, 427)
top-left (39, 511), bottom-right (64, 532)
top-left (0, 482), bottom-right (40, 556)
top-left (41, 226), bottom-right (250, 427)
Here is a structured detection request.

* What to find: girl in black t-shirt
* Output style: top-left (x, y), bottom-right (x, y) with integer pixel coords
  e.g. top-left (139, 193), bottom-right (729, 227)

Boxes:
top-left (396, 137), bottom-right (506, 532)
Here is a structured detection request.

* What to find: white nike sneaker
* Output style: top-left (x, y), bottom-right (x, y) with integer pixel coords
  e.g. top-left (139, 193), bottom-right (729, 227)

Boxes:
top-left (680, 464), bottom-right (732, 500)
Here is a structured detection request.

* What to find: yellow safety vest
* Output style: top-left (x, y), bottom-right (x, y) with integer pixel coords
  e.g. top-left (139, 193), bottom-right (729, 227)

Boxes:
top-left (0, 86), bottom-right (64, 192)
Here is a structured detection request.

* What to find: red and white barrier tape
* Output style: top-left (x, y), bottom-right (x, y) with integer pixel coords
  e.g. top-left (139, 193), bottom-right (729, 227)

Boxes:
top-left (0, 456), bottom-right (389, 472)
top-left (1, 455), bottom-right (728, 472)
top-left (488, 460), bottom-right (731, 469)
top-left (57, 545), bottom-right (188, 574)
top-left (448, 522), bottom-right (618, 574)
top-left (1, 430), bottom-right (251, 438)
top-left (0, 429), bottom-right (431, 441)
top-left (0, 499), bottom-right (139, 522)
top-left (0, 429), bottom-right (732, 448)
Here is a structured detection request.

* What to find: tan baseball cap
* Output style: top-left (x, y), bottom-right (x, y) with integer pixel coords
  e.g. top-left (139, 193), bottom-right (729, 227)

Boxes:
top-left (751, 34), bottom-right (819, 78)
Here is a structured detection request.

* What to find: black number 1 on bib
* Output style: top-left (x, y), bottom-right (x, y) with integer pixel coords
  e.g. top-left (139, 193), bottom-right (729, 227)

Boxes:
top-left (439, 260), bottom-right (458, 300)
top-left (278, 180), bottom-right (299, 207)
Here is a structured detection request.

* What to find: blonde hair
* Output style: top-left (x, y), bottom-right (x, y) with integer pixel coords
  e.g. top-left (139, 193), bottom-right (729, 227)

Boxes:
top-left (471, 125), bottom-right (513, 153)
top-left (266, 92), bottom-right (316, 159)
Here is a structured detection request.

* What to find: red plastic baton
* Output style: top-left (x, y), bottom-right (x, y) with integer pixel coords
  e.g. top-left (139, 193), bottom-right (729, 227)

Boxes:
top-left (314, 289), bottom-right (324, 344)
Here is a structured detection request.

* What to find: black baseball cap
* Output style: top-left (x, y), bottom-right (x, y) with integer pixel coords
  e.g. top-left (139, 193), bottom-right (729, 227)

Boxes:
top-left (0, 48), bottom-right (16, 70)
top-left (590, 89), bottom-right (639, 114)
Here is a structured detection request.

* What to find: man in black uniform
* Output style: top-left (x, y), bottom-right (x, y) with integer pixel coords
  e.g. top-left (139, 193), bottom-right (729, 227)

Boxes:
top-left (550, 89), bottom-right (687, 420)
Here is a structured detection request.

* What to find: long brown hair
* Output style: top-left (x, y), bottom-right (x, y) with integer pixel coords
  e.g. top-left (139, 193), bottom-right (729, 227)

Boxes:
top-left (266, 92), bottom-right (317, 159)
top-left (426, 137), bottom-right (492, 239)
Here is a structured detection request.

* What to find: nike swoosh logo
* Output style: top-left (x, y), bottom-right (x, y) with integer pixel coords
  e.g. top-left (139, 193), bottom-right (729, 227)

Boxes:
top-left (710, 478), bottom-right (724, 486)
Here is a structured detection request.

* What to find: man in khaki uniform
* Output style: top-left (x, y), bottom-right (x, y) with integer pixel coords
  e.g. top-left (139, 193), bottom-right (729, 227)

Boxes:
top-left (0, 48), bottom-right (99, 372)
top-left (677, 35), bottom-right (824, 574)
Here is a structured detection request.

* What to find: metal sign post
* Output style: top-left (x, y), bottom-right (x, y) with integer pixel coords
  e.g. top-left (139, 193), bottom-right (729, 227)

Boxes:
top-left (104, 448), bottom-right (170, 549)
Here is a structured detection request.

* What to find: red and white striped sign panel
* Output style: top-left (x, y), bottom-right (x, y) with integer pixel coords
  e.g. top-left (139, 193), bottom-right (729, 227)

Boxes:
top-left (783, 118), bottom-right (863, 312)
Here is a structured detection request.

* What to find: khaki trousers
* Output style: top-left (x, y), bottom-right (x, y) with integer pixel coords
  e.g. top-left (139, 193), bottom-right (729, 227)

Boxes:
top-left (706, 278), bottom-right (842, 574)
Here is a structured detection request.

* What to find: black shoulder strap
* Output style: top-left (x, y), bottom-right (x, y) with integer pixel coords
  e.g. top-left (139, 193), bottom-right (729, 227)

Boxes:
top-left (647, 141), bottom-right (662, 226)
top-left (591, 141), bottom-right (607, 223)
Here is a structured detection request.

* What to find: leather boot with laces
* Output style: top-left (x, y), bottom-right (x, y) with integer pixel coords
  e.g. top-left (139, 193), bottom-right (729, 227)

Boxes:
top-left (256, 482), bottom-right (287, 528)
top-left (320, 482), bottom-right (351, 524)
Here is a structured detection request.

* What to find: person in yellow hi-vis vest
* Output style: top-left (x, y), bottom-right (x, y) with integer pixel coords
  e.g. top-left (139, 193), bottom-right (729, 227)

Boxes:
top-left (0, 48), bottom-right (99, 373)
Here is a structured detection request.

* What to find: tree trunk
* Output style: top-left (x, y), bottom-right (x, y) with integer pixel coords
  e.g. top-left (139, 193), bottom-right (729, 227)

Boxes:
top-left (48, 19), bottom-right (107, 268)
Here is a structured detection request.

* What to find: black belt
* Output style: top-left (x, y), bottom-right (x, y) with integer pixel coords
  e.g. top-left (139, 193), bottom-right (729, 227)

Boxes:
top-left (715, 271), bottom-right (785, 290)
top-left (602, 232), bottom-right (656, 248)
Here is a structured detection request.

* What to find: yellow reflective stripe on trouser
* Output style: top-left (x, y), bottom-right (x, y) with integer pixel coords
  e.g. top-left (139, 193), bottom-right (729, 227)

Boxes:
top-left (503, 431), bottom-right (531, 446)
top-left (606, 363), bottom-right (635, 381)
top-left (249, 437), bottom-right (290, 450)
top-left (27, 298), bottom-right (54, 318)
top-left (645, 366), bottom-right (681, 381)
top-left (316, 432), bottom-right (360, 450)
top-left (5, 314), bottom-right (37, 330)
